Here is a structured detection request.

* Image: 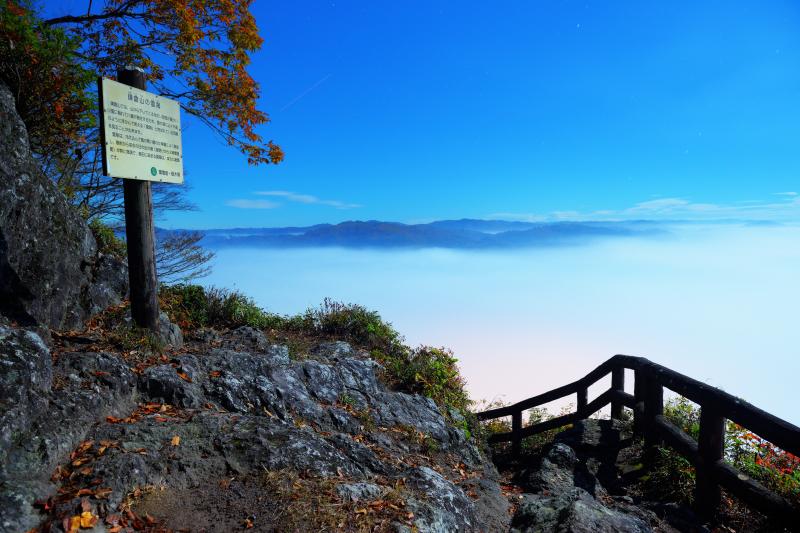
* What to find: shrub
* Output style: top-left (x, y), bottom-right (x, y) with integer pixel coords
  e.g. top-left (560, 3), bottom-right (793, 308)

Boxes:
top-left (159, 284), bottom-right (285, 330)
top-left (159, 284), bottom-right (209, 329)
top-left (372, 346), bottom-right (471, 414)
top-left (643, 447), bottom-right (696, 504)
top-left (305, 298), bottom-right (402, 353)
top-left (661, 397), bottom-right (800, 508)
top-left (521, 407), bottom-right (570, 453)
top-left (81, 302), bottom-right (165, 356)
top-left (663, 396), bottom-right (700, 440)
top-left (204, 287), bottom-right (279, 329)
top-left (89, 219), bottom-right (126, 259)
top-left (725, 423), bottom-right (800, 507)
top-left (637, 401), bottom-right (698, 505)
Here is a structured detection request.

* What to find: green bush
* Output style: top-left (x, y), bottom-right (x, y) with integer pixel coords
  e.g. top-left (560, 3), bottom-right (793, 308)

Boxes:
top-left (643, 447), bottom-right (696, 504)
top-left (725, 422), bottom-right (800, 507)
top-left (159, 284), bottom-right (209, 329)
top-left (205, 287), bottom-right (281, 329)
top-left (89, 219), bottom-right (126, 259)
top-left (374, 346), bottom-right (470, 413)
top-left (661, 397), bottom-right (800, 507)
top-left (305, 298), bottom-right (402, 353)
top-left (663, 396), bottom-right (701, 440)
top-left (521, 407), bottom-right (569, 453)
top-left (159, 284), bottom-right (285, 330)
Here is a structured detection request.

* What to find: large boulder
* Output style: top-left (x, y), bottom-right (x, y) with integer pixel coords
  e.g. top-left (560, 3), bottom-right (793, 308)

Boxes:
top-left (0, 82), bottom-right (127, 330)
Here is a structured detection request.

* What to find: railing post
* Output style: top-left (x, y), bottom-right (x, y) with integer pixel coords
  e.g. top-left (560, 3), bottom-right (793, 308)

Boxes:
top-left (643, 376), bottom-right (663, 451)
top-left (511, 410), bottom-right (522, 458)
top-left (577, 386), bottom-right (588, 419)
top-left (611, 367), bottom-right (625, 420)
top-left (695, 406), bottom-right (725, 518)
top-left (633, 370), bottom-right (645, 436)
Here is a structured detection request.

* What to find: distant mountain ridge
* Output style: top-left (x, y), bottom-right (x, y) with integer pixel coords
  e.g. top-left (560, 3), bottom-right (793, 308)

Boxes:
top-left (163, 218), bottom-right (666, 250)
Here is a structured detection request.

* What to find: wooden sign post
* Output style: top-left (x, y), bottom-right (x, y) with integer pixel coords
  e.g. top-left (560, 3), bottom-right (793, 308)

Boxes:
top-left (98, 68), bottom-right (184, 332)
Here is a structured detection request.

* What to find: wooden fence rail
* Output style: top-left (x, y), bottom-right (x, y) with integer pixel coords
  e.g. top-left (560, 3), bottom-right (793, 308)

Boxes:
top-left (475, 354), bottom-right (800, 523)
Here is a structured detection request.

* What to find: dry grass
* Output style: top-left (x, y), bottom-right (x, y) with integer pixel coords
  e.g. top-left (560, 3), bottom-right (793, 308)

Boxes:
top-left (259, 469), bottom-right (415, 532)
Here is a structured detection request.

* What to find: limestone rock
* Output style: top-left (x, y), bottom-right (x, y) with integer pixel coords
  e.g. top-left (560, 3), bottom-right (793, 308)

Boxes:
top-left (0, 82), bottom-right (128, 330)
top-left (0, 330), bottom-right (137, 533)
top-left (0, 330), bottom-right (510, 532)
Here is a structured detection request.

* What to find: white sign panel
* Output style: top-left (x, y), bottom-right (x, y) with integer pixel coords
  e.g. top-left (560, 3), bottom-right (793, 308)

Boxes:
top-left (99, 77), bottom-right (183, 183)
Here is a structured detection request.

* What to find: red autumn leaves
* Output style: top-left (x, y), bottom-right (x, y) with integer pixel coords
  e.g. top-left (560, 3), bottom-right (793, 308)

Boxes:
top-left (37, 401), bottom-right (191, 531)
top-left (35, 440), bottom-right (115, 531)
top-left (106, 401), bottom-right (186, 425)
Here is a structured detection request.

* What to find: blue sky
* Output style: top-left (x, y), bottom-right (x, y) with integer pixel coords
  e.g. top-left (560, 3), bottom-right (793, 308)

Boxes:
top-left (41, 1), bottom-right (800, 420)
top-left (48, 1), bottom-right (800, 227)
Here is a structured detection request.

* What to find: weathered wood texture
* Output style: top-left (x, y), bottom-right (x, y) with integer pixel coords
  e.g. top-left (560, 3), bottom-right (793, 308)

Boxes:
top-left (117, 69), bottom-right (160, 332)
top-left (696, 406), bottom-right (725, 515)
top-left (476, 354), bottom-right (800, 524)
top-left (610, 367), bottom-right (625, 420)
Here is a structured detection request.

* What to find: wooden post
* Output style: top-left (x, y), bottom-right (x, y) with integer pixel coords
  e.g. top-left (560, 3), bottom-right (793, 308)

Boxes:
top-left (611, 367), bottom-right (625, 420)
top-left (511, 410), bottom-right (522, 457)
top-left (633, 370), bottom-right (645, 436)
top-left (696, 407), bottom-right (725, 518)
top-left (643, 376), bottom-right (663, 450)
top-left (577, 386), bottom-right (588, 418)
top-left (118, 68), bottom-right (160, 332)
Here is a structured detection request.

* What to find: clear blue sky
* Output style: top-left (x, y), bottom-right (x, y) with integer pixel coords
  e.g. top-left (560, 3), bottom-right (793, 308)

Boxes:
top-left (48, 1), bottom-right (800, 228)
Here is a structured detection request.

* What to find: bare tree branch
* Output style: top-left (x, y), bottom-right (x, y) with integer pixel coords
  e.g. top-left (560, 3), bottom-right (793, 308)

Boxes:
top-left (155, 231), bottom-right (215, 283)
top-left (43, 0), bottom-right (140, 26)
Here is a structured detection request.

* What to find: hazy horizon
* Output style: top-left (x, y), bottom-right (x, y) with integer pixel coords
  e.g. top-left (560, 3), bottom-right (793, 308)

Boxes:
top-left (201, 221), bottom-right (800, 425)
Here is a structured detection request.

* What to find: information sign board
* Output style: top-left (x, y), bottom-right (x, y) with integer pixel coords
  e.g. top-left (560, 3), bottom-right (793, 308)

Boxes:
top-left (99, 77), bottom-right (183, 183)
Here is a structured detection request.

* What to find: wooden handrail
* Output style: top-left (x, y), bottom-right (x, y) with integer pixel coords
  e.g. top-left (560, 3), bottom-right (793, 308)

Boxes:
top-left (476, 354), bottom-right (800, 524)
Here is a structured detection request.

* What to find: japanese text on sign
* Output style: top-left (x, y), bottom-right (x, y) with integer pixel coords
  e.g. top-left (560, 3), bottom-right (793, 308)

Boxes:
top-left (99, 77), bottom-right (183, 183)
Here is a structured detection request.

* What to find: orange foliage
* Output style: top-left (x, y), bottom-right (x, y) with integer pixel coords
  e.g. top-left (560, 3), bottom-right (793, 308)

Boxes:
top-left (46, 0), bottom-right (282, 165)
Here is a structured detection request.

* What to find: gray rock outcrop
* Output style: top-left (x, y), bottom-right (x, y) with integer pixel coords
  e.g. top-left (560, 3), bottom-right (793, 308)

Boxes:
top-left (508, 419), bottom-right (704, 533)
top-left (0, 326), bottom-right (510, 532)
top-left (0, 82), bottom-right (128, 330)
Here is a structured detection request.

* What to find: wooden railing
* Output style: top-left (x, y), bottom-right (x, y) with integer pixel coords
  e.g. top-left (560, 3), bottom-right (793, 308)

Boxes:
top-left (476, 354), bottom-right (800, 523)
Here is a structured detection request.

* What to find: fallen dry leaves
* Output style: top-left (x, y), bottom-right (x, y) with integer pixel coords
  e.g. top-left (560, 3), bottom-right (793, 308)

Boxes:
top-left (351, 495), bottom-right (415, 527)
top-left (40, 440), bottom-right (118, 509)
top-left (105, 402), bottom-right (188, 425)
top-left (61, 499), bottom-right (98, 531)
top-left (79, 510), bottom-right (98, 528)
top-left (35, 435), bottom-right (180, 530)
